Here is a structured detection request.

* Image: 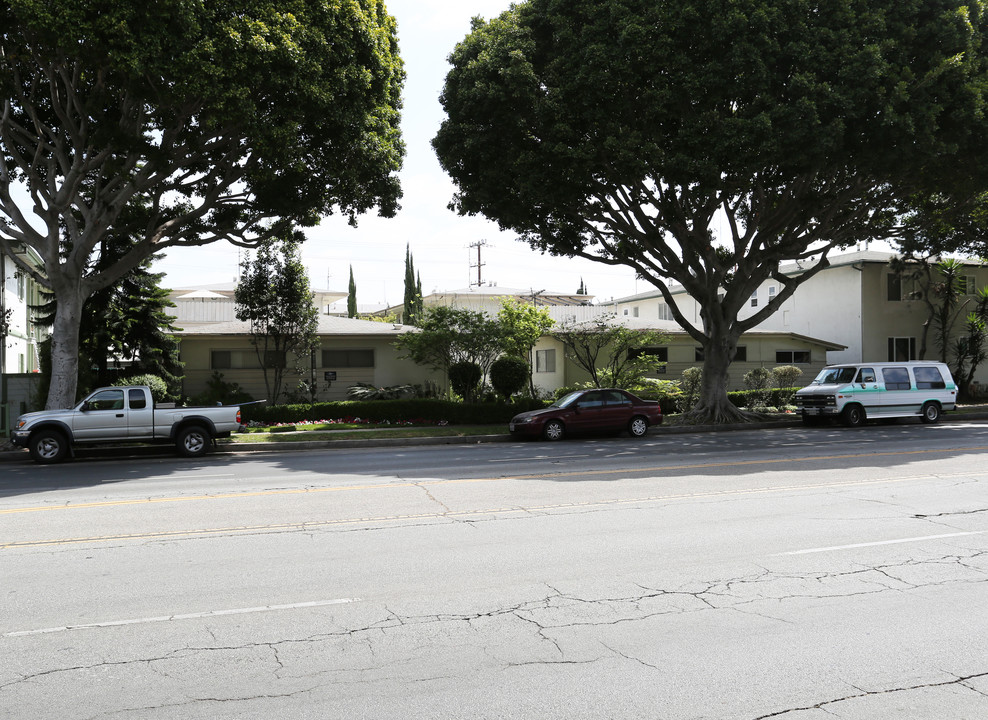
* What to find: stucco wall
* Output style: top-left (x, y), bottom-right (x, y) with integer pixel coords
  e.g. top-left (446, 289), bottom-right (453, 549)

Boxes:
top-left (179, 335), bottom-right (435, 402)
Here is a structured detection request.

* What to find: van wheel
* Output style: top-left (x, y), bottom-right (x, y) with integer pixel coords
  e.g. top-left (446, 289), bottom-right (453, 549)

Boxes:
top-left (841, 405), bottom-right (866, 428)
top-left (921, 402), bottom-right (941, 424)
top-left (176, 425), bottom-right (210, 457)
top-left (29, 429), bottom-right (69, 464)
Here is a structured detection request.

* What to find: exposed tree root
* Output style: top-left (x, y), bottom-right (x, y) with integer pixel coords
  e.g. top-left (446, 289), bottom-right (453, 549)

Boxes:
top-left (681, 402), bottom-right (764, 425)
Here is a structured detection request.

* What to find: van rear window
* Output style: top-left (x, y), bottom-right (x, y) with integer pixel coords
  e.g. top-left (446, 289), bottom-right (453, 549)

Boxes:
top-left (913, 366), bottom-right (946, 390)
top-left (883, 367), bottom-right (911, 390)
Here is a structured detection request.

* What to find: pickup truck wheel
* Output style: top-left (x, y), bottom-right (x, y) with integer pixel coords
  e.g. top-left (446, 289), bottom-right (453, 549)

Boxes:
top-left (176, 425), bottom-right (210, 458)
top-left (29, 429), bottom-right (69, 464)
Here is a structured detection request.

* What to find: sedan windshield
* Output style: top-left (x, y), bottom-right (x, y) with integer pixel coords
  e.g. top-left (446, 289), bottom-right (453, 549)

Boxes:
top-left (553, 391), bottom-right (583, 408)
top-left (812, 367), bottom-right (856, 385)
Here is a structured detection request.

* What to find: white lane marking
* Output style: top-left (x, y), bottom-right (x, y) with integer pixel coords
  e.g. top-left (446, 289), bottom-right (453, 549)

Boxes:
top-left (775, 531), bottom-right (987, 556)
top-left (488, 454), bottom-right (590, 463)
top-left (4, 598), bottom-right (359, 637)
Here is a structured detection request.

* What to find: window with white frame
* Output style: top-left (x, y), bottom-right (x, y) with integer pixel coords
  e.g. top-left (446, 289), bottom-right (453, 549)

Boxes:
top-left (657, 303), bottom-right (674, 321)
top-left (750, 291), bottom-right (758, 308)
top-left (887, 273), bottom-right (917, 301)
top-left (768, 286), bottom-right (777, 300)
top-left (535, 349), bottom-right (556, 373)
top-left (887, 337), bottom-right (916, 361)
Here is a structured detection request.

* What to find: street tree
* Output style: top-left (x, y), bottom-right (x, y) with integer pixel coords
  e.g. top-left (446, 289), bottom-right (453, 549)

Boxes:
top-left (553, 317), bottom-right (668, 389)
top-left (497, 298), bottom-right (554, 395)
top-left (433, 0), bottom-right (988, 423)
top-left (235, 238), bottom-right (319, 405)
top-left (0, 0), bottom-right (404, 408)
top-left (33, 239), bottom-right (183, 399)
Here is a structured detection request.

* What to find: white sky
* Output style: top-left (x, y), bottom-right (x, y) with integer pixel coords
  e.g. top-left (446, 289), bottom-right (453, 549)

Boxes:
top-left (151, 0), bottom-right (641, 307)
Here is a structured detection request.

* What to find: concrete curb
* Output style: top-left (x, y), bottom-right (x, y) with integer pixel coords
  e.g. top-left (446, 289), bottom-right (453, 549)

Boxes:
top-left (3, 412), bottom-right (987, 464)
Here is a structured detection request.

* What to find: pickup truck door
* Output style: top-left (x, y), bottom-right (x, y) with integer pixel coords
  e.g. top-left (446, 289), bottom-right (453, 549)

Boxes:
top-left (126, 388), bottom-right (155, 438)
top-left (72, 388), bottom-right (129, 440)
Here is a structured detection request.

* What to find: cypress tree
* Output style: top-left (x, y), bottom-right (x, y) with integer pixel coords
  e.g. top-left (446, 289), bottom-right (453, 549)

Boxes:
top-left (347, 265), bottom-right (357, 318)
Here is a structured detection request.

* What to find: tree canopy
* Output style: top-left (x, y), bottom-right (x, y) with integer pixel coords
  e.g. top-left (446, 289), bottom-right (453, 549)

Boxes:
top-left (0, 0), bottom-right (404, 407)
top-left (434, 0), bottom-right (988, 422)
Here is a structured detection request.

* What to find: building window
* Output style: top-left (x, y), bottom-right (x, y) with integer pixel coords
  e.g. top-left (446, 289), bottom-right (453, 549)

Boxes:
top-left (210, 349), bottom-right (261, 369)
top-left (776, 350), bottom-right (811, 364)
top-left (768, 286), bottom-right (777, 300)
top-left (622, 308), bottom-right (629, 316)
top-left (263, 350), bottom-right (286, 369)
top-left (211, 350), bottom-right (232, 369)
top-left (750, 291), bottom-right (758, 308)
top-left (17, 273), bottom-right (26, 301)
top-left (322, 349), bottom-right (374, 367)
top-left (734, 346), bottom-right (747, 362)
top-left (632, 306), bottom-right (639, 318)
top-left (657, 303), bottom-right (674, 321)
top-left (887, 273), bottom-right (902, 301)
top-left (535, 349), bottom-right (556, 373)
top-left (629, 347), bottom-right (668, 374)
top-left (888, 337), bottom-right (916, 361)
top-left (960, 275), bottom-right (978, 295)
top-left (695, 347), bottom-right (704, 361)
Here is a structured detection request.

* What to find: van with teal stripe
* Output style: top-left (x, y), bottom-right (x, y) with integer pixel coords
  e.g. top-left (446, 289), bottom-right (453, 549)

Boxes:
top-left (794, 362), bottom-right (957, 427)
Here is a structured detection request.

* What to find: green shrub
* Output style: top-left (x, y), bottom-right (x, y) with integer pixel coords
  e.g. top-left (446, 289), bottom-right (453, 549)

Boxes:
top-left (448, 361), bottom-right (482, 402)
top-left (743, 367), bottom-right (773, 410)
top-left (772, 365), bottom-right (804, 406)
top-left (677, 367), bottom-right (703, 413)
top-left (490, 356), bottom-right (529, 399)
top-left (114, 374), bottom-right (168, 403)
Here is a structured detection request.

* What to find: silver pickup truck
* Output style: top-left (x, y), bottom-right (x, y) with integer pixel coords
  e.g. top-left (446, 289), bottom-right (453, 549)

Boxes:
top-left (10, 385), bottom-right (243, 464)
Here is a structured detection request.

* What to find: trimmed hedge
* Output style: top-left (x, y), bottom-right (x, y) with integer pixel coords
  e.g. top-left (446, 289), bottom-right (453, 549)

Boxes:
top-left (239, 388), bottom-right (802, 426)
top-left (241, 397), bottom-right (548, 426)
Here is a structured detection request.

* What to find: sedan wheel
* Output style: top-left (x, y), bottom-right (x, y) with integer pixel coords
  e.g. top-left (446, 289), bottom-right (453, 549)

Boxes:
top-left (543, 419), bottom-right (565, 441)
top-left (629, 416), bottom-right (649, 437)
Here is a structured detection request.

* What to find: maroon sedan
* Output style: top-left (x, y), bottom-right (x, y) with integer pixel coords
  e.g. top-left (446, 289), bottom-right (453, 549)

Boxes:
top-left (509, 388), bottom-right (662, 441)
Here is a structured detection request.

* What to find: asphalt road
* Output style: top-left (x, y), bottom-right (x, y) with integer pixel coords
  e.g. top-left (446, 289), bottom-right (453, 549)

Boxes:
top-left (3, 421), bottom-right (988, 719)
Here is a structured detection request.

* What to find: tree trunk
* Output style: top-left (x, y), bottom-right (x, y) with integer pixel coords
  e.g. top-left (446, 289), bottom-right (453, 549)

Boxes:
top-left (682, 333), bottom-right (750, 424)
top-left (47, 291), bottom-right (84, 409)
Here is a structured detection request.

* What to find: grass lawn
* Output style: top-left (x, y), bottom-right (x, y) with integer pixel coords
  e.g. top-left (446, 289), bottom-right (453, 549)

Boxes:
top-left (227, 425), bottom-right (504, 443)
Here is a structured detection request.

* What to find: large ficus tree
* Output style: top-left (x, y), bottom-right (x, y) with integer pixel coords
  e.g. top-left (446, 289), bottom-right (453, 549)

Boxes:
top-left (434, 0), bottom-right (988, 423)
top-left (0, 0), bottom-right (404, 408)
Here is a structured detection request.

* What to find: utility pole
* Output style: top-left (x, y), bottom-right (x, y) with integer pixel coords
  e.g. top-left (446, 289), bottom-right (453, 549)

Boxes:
top-left (468, 239), bottom-right (489, 287)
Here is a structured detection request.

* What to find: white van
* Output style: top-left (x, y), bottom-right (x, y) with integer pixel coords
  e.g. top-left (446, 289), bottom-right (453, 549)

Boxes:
top-left (794, 362), bottom-right (957, 427)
